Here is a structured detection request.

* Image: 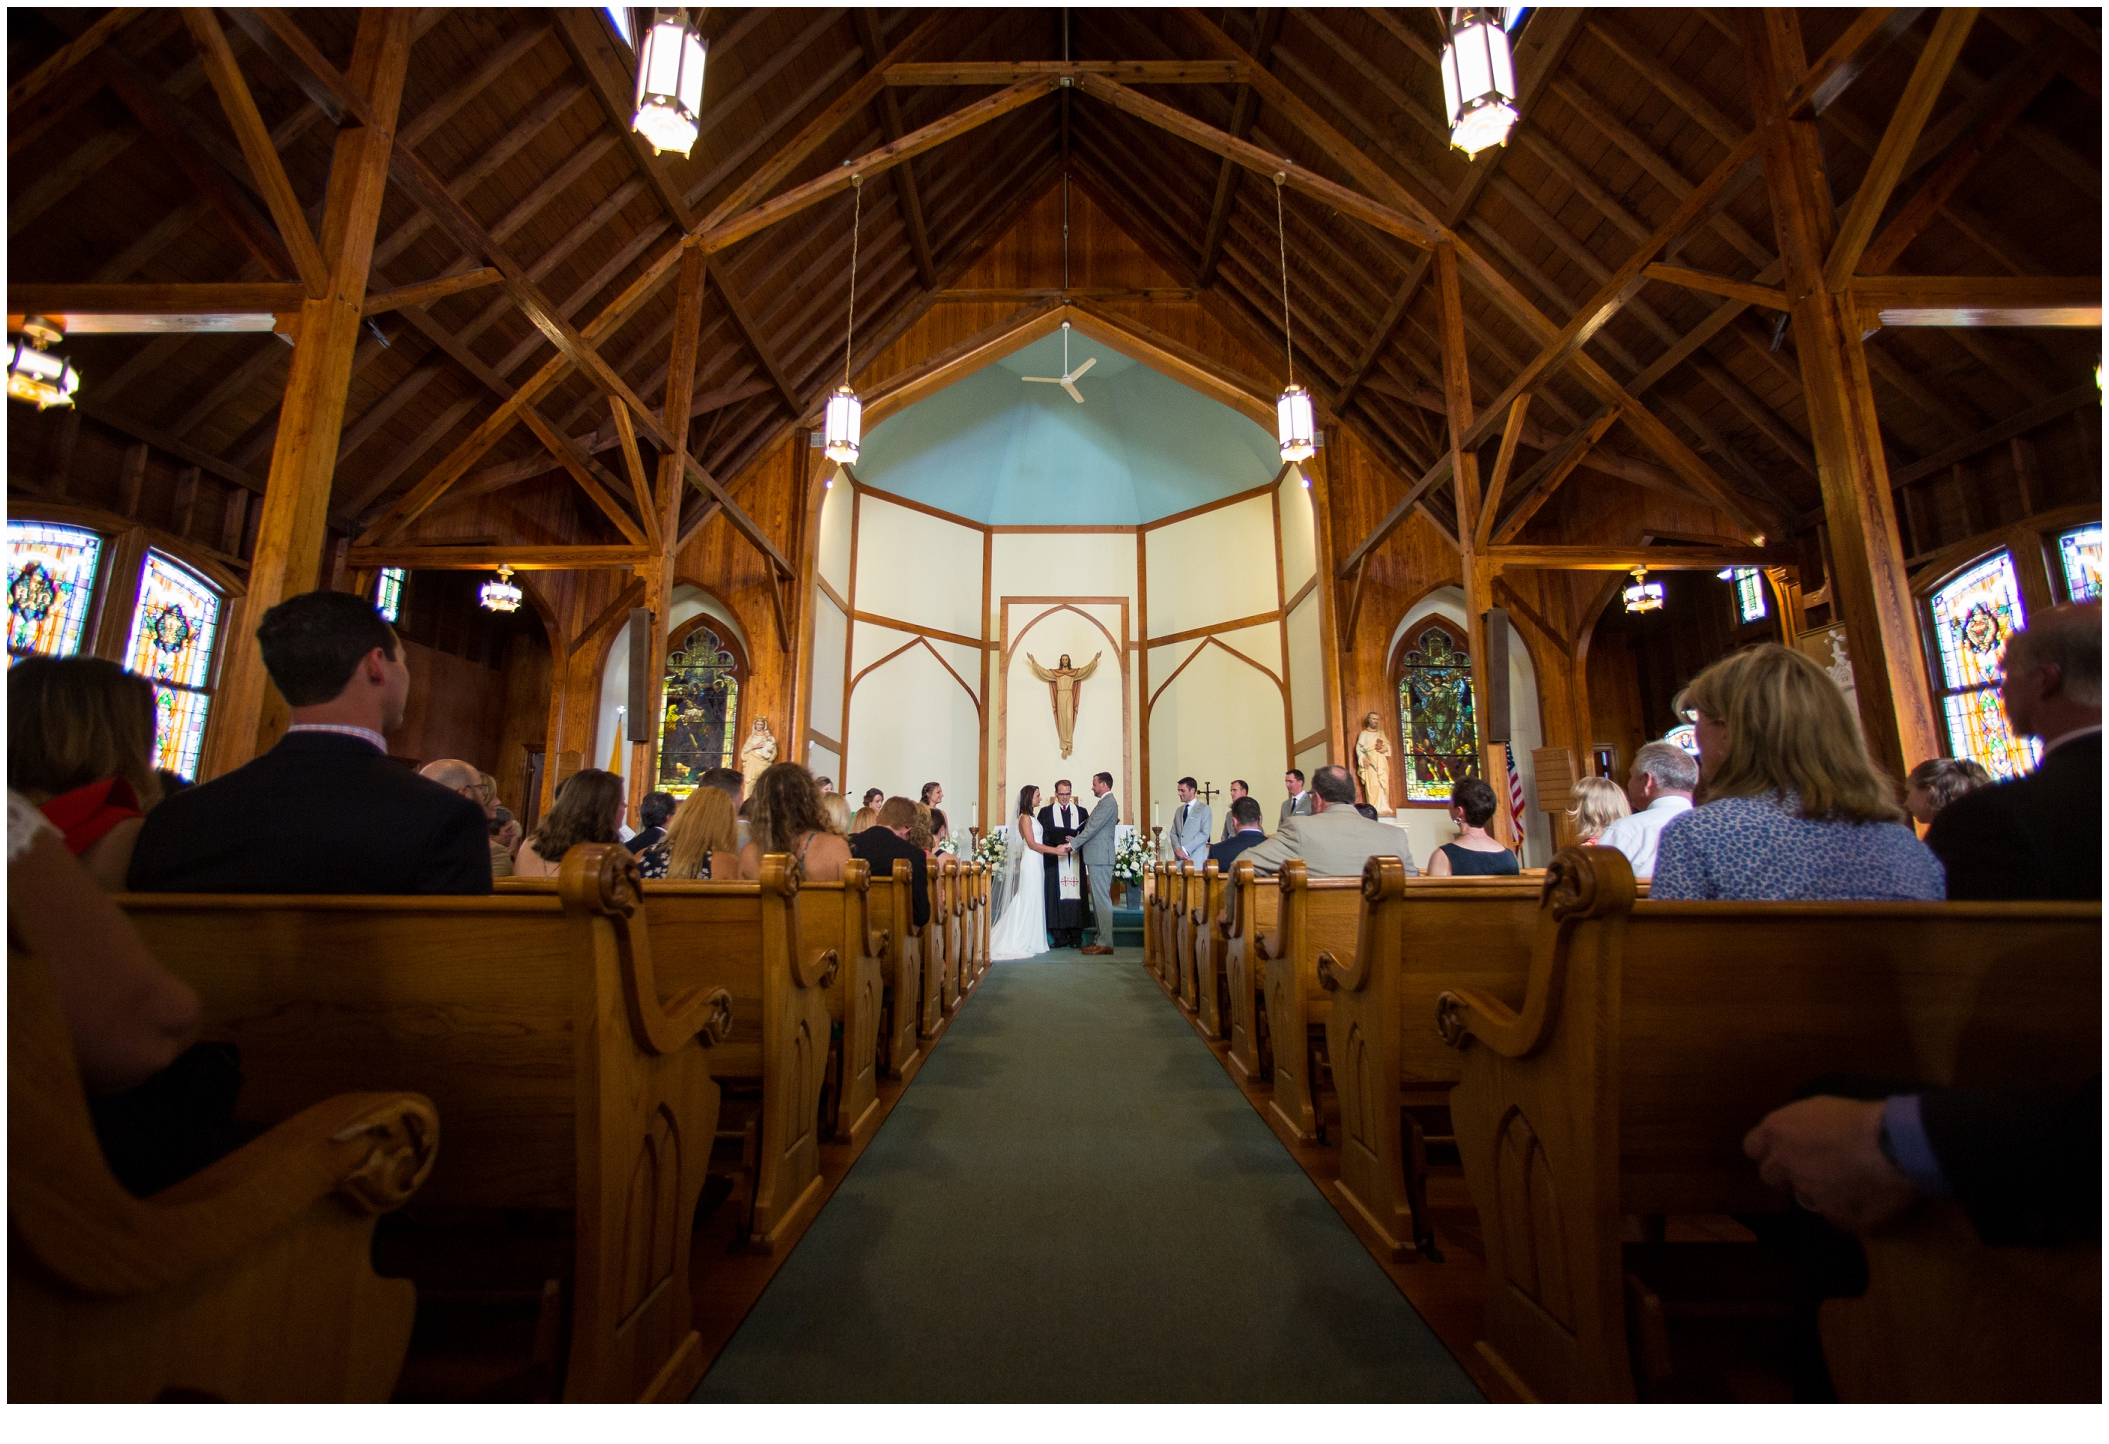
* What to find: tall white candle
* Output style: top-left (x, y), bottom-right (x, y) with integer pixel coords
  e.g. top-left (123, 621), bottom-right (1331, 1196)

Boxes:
top-left (970, 802), bottom-right (978, 829)
top-left (1153, 801), bottom-right (1161, 826)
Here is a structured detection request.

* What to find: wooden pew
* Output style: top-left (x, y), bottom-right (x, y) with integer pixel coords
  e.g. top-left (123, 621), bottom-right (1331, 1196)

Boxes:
top-left (1220, 860), bottom-right (1279, 1084)
top-left (119, 845), bottom-right (735, 1402)
top-left (1150, 861), bottom-right (1175, 984)
top-left (917, 859), bottom-right (948, 1040)
top-left (9, 917), bottom-right (440, 1402)
top-left (791, 860), bottom-right (883, 1144)
top-left (978, 863), bottom-right (991, 968)
top-left (1439, 847), bottom-right (2102, 1403)
top-left (1172, 862), bottom-right (1209, 1015)
top-left (1258, 859), bottom-right (1366, 1142)
top-left (956, 859), bottom-right (983, 990)
top-left (1317, 858), bottom-right (1543, 1259)
top-left (935, 856), bottom-right (963, 1016)
top-left (1193, 859), bottom-right (1232, 1039)
top-left (866, 858), bottom-right (924, 1079)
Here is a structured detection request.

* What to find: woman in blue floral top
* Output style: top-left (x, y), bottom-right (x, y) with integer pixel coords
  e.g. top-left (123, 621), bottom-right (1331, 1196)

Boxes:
top-left (1651, 644), bottom-right (1945, 902)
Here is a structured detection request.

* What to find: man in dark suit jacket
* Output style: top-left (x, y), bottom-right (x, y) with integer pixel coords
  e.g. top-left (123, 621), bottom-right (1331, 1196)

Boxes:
top-left (625, 791), bottom-right (675, 854)
top-left (847, 795), bottom-right (930, 928)
top-left (1207, 795), bottom-right (1268, 871)
top-left (1927, 604), bottom-right (2101, 900)
top-left (128, 590), bottom-right (491, 895)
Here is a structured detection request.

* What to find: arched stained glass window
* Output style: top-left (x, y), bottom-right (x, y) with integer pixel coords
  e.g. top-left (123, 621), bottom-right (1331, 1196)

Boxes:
top-left (1663, 723), bottom-right (1700, 759)
top-left (656, 624), bottom-right (740, 795)
top-left (375, 567), bottom-right (406, 623)
top-left (2058, 523), bottom-right (2101, 603)
top-left (8, 521), bottom-right (102, 662)
top-left (124, 552), bottom-right (223, 780)
top-left (1928, 551), bottom-right (2039, 780)
top-left (1726, 568), bottom-right (1768, 624)
top-left (1395, 621), bottom-right (1479, 802)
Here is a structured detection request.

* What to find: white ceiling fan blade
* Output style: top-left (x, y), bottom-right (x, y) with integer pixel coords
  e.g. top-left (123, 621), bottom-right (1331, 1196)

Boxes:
top-left (1020, 375), bottom-right (1062, 384)
top-left (1065, 356), bottom-right (1097, 382)
top-left (1062, 380), bottom-right (1084, 403)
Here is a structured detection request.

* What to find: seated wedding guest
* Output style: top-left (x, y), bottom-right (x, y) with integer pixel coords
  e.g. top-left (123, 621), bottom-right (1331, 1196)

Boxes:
top-left (514, 767), bottom-right (624, 878)
top-left (739, 762), bottom-right (851, 882)
top-left (1566, 775), bottom-right (1630, 844)
top-left (419, 757), bottom-right (512, 880)
top-left (1903, 757), bottom-right (1991, 826)
top-left (906, 802), bottom-right (935, 856)
top-left (1928, 604), bottom-right (2100, 901)
top-left (129, 591), bottom-right (490, 894)
top-left (9, 655), bottom-right (162, 892)
top-left (1236, 765), bottom-right (1418, 879)
top-left (849, 796), bottom-right (932, 927)
top-left (821, 791), bottom-right (854, 837)
top-left (489, 806), bottom-right (521, 878)
top-left (627, 790), bottom-right (675, 853)
top-left (929, 807), bottom-right (950, 851)
top-left (1427, 777), bottom-right (1520, 877)
top-left (640, 785), bottom-right (740, 880)
top-left (701, 765), bottom-right (748, 849)
top-left (1207, 795), bottom-right (1268, 870)
top-left (1652, 644), bottom-right (1942, 901)
top-left (862, 787), bottom-right (885, 811)
top-left (850, 804), bottom-right (879, 834)
top-left (1593, 740), bottom-right (1698, 878)
top-left (816, 776), bottom-right (836, 794)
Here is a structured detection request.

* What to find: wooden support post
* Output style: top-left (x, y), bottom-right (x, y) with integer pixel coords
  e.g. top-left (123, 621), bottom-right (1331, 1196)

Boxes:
top-left (91, 527), bottom-right (150, 664)
top-left (1434, 241), bottom-right (1498, 759)
top-left (1745, 10), bottom-right (1940, 782)
top-left (201, 9), bottom-right (410, 780)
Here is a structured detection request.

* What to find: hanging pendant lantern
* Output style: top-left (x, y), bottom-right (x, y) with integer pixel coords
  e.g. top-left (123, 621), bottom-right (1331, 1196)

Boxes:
top-left (1441, 8), bottom-right (1520, 158)
top-left (823, 175), bottom-right (866, 466)
top-left (479, 564), bottom-right (522, 613)
top-left (631, 9), bottom-right (707, 158)
top-left (1269, 173), bottom-right (1317, 465)
top-left (1623, 566), bottom-right (1664, 614)
top-left (7, 316), bottom-right (80, 411)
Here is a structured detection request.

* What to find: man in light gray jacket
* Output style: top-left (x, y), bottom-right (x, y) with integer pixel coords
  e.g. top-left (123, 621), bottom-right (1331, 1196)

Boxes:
top-left (1169, 776), bottom-right (1212, 867)
top-left (1240, 765), bottom-right (1418, 879)
top-left (1070, 771), bottom-right (1122, 954)
top-left (1279, 768), bottom-right (1315, 827)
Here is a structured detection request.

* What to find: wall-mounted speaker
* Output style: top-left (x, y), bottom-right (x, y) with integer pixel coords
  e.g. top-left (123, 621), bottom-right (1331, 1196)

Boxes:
top-left (1481, 607), bottom-right (1511, 743)
top-left (627, 608), bottom-right (652, 741)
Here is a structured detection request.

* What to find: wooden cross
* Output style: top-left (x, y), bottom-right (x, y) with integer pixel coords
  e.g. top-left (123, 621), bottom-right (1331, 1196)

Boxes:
top-left (1196, 780), bottom-right (1220, 807)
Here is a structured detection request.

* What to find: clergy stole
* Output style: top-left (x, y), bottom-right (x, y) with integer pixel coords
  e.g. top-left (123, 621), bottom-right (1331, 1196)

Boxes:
top-left (1057, 851), bottom-right (1081, 899)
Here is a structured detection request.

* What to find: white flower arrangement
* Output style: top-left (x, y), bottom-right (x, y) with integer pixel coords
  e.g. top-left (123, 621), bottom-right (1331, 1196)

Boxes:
top-left (1113, 829), bottom-right (1153, 885)
top-left (972, 830), bottom-right (1007, 870)
top-left (935, 836), bottom-right (958, 856)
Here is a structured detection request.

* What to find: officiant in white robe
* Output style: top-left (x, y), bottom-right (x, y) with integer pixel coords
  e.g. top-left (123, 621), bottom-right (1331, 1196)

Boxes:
top-left (1038, 784), bottom-right (1088, 949)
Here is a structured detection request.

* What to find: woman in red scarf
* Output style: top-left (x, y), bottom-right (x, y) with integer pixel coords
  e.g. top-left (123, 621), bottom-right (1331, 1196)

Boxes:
top-left (8, 657), bottom-right (163, 890)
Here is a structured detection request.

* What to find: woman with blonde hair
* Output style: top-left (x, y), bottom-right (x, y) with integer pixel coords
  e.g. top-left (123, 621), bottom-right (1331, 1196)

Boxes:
top-left (641, 786), bottom-right (740, 880)
top-left (906, 801), bottom-right (935, 855)
top-left (514, 767), bottom-right (624, 878)
top-left (1651, 644), bottom-right (1942, 900)
top-left (820, 791), bottom-right (854, 837)
top-left (737, 762), bottom-right (850, 882)
top-left (1565, 775), bottom-right (1630, 845)
top-left (849, 804), bottom-right (879, 835)
top-left (9, 657), bottom-right (163, 890)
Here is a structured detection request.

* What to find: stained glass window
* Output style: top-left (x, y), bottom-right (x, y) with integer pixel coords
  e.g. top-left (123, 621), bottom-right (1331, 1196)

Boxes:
top-left (1928, 551), bottom-right (2039, 780)
top-left (1395, 623), bottom-right (1480, 802)
top-left (655, 625), bottom-right (740, 795)
top-left (375, 567), bottom-right (405, 623)
top-left (1726, 568), bottom-right (1768, 624)
top-left (1663, 723), bottom-right (1700, 759)
top-left (2057, 524), bottom-right (2101, 603)
top-left (8, 521), bottom-right (102, 662)
top-left (124, 552), bottom-right (223, 779)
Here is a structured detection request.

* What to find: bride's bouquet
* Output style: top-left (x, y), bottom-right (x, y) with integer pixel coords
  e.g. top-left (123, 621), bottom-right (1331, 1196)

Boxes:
top-left (972, 830), bottom-right (1007, 870)
top-left (1113, 830), bottom-right (1152, 885)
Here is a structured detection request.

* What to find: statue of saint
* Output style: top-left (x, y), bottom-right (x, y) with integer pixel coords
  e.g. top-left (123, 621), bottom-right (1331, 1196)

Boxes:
top-left (1027, 651), bottom-right (1100, 759)
top-left (739, 715), bottom-right (778, 789)
top-left (1355, 711), bottom-right (1393, 815)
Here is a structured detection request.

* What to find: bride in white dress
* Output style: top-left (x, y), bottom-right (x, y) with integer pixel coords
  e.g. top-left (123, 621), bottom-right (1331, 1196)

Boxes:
top-left (990, 784), bottom-right (1068, 961)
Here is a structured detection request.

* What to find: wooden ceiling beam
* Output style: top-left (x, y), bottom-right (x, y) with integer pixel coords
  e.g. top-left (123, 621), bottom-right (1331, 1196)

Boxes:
top-left (8, 7), bottom-right (143, 112)
top-left (1644, 264), bottom-right (1790, 311)
top-left (854, 9), bottom-right (937, 289)
top-left (1851, 276), bottom-right (2101, 328)
top-left (361, 268), bottom-right (502, 316)
top-left (1196, 9), bottom-right (1283, 288)
top-left (1491, 407), bottom-right (1627, 546)
top-left (884, 59), bottom-right (1247, 86)
top-left (346, 545), bottom-right (649, 570)
top-left (1886, 384), bottom-right (2100, 488)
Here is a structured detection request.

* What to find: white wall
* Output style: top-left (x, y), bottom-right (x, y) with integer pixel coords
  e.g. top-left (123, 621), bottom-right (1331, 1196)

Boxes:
top-left (1277, 465), bottom-right (1317, 600)
top-left (1142, 493), bottom-right (1276, 640)
top-left (1146, 639), bottom-right (1285, 840)
top-left (809, 592), bottom-right (848, 743)
top-left (816, 464), bottom-right (853, 596)
top-left (595, 586), bottom-right (749, 780)
top-left (1386, 588), bottom-right (1552, 866)
top-left (846, 640), bottom-right (980, 823)
top-left (853, 494), bottom-right (983, 638)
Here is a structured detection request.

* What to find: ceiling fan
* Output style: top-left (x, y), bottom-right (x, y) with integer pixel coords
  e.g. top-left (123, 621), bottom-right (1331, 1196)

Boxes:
top-left (1021, 321), bottom-right (1095, 403)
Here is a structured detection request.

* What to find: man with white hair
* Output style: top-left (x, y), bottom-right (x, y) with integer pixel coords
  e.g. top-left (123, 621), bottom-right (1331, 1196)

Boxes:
top-left (420, 757), bottom-right (513, 879)
top-left (1593, 740), bottom-right (1698, 878)
top-left (1928, 603), bottom-right (2101, 900)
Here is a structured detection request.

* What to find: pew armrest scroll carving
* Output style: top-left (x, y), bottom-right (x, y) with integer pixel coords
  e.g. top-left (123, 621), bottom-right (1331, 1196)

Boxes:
top-left (1439, 848), bottom-right (1635, 1057)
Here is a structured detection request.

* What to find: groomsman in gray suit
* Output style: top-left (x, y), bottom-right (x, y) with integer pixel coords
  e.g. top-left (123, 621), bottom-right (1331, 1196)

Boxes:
top-left (1170, 777), bottom-right (1212, 866)
top-left (1071, 771), bottom-right (1121, 955)
top-left (1218, 779), bottom-right (1249, 843)
top-left (1279, 768), bottom-right (1315, 826)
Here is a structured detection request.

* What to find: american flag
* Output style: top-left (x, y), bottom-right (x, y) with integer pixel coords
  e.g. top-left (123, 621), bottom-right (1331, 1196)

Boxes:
top-left (1504, 742), bottom-right (1527, 855)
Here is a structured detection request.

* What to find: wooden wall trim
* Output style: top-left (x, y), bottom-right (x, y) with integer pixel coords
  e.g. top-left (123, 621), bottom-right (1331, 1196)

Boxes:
top-left (851, 609), bottom-right (986, 650)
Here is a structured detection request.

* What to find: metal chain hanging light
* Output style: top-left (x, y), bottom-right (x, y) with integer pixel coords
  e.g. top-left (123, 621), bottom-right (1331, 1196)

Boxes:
top-left (1441, 8), bottom-right (1520, 158)
top-left (1623, 566), bottom-right (1665, 614)
top-left (631, 8), bottom-right (708, 158)
top-left (823, 175), bottom-right (865, 465)
top-left (479, 564), bottom-right (522, 613)
top-left (1271, 174), bottom-right (1316, 464)
top-left (7, 316), bottom-right (80, 411)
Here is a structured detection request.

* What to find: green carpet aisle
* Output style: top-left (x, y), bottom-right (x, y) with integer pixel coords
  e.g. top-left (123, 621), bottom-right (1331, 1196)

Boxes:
top-left (693, 947), bottom-right (1483, 1402)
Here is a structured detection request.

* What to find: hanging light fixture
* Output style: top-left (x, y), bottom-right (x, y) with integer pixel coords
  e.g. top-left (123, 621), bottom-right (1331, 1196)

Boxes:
top-left (631, 9), bottom-right (707, 158)
top-left (822, 175), bottom-right (865, 465)
top-left (1441, 8), bottom-right (1520, 158)
top-left (1623, 566), bottom-right (1665, 614)
top-left (1270, 174), bottom-right (1317, 464)
top-left (479, 564), bottom-right (522, 613)
top-left (8, 316), bottom-right (80, 411)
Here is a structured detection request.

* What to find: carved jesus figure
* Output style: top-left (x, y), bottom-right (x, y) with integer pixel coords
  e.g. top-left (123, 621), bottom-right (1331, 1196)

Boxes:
top-left (1027, 651), bottom-right (1100, 759)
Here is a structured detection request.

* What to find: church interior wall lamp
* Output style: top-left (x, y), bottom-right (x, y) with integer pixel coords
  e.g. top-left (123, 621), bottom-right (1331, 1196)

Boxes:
top-left (7, 316), bottom-right (79, 411)
top-left (1623, 566), bottom-right (1664, 615)
top-left (630, 8), bottom-right (707, 159)
top-left (1441, 7), bottom-right (1523, 158)
top-left (479, 565), bottom-right (522, 614)
top-left (1269, 175), bottom-right (1316, 465)
top-left (823, 175), bottom-right (865, 466)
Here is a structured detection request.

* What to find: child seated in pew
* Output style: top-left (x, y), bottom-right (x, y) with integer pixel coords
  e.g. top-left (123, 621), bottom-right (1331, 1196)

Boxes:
top-left (1653, 645), bottom-right (1943, 902)
top-left (513, 768), bottom-right (625, 879)
top-left (1566, 775), bottom-right (1630, 845)
top-left (9, 656), bottom-right (162, 892)
top-left (738, 762), bottom-right (850, 882)
top-left (1426, 777), bottom-right (1520, 877)
top-left (640, 785), bottom-right (740, 880)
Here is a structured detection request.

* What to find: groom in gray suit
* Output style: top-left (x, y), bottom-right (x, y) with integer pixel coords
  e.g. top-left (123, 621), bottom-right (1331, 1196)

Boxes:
top-left (1071, 770), bottom-right (1121, 954)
